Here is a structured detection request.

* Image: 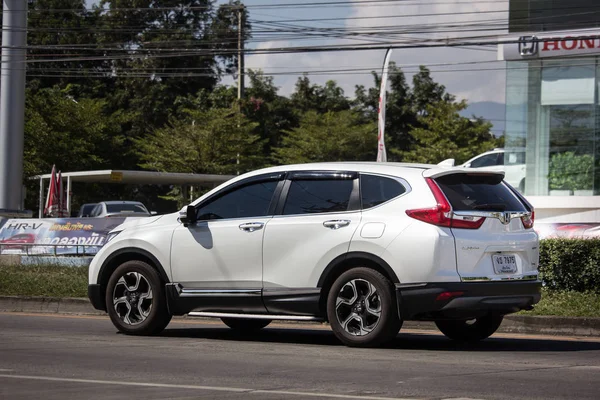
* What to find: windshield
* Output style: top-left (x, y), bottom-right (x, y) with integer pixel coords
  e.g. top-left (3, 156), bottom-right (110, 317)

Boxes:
top-left (106, 203), bottom-right (149, 214)
top-left (435, 174), bottom-right (527, 212)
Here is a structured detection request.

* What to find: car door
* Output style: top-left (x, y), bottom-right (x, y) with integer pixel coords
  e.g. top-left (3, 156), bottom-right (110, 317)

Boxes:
top-left (170, 173), bottom-right (284, 312)
top-left (261, 171), bottom-right (362, 314)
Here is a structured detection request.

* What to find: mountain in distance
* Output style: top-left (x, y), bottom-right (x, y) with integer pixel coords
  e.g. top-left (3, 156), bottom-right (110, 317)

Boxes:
top-left (460, 101), bottom-right (506, 137)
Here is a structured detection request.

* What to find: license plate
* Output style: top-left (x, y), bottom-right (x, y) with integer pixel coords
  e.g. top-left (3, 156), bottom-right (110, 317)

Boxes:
top-left (492, 254), bottom-right (518, 274)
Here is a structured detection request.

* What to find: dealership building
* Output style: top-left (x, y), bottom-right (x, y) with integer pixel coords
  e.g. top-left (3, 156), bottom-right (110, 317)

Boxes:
top-left (498, 0), bottom-right (600, 223)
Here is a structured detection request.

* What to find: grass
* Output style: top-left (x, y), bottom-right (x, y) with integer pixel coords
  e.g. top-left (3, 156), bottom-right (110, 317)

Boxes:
top-left (0, 264), bottom-right (88, 298)
top-left (522, 288), bottom-right (600, 318)
top-left (1, 264), bottom-right (599, 318)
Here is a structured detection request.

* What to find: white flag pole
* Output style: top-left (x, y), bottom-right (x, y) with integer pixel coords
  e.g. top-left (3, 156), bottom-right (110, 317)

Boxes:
top-left (376, 48), bottom-right (392, 163)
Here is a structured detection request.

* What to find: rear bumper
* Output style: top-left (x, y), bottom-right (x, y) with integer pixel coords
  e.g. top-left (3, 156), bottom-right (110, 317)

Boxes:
top-left (397, 280), bottom-right (542, 320)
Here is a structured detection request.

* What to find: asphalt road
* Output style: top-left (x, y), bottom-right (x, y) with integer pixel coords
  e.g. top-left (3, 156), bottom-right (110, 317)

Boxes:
top-left (1, 313), bottom-right (600, 400)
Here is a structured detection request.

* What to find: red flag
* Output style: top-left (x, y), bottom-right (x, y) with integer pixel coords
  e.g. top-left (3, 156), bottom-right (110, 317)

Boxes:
top-left (44, 165), bottom-right (58, 217)
top-left (56, 170), bottom-right (67, 217)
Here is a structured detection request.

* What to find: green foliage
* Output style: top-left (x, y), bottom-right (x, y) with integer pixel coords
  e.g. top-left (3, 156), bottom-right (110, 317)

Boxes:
top-left (20, 2), bottom-right (501, 213)
top-left (401, 100), bottom-right (498, 164)
top-left (548, 152), bottom-right (594, 191)
top-left (291, 76), bottom-right (351, 113)
top-left (243, 70), bottom-right (298, 151)
top-left (522, 288), bottom-right (600, 317)
top-left (0, 264), bottom-right (88, 298)
top-left (273, 110), bottom-right (375, 164)
top-left (539, 238), bottom-right (600, 293)
top-left (136, 107), bottom-right (264, 175)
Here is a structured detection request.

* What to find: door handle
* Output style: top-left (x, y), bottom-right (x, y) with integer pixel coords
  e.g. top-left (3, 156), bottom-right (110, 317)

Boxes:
top-left (239, 222), bottom-right (264, 232)
top-left (323, 220), bottom-right (351, 230)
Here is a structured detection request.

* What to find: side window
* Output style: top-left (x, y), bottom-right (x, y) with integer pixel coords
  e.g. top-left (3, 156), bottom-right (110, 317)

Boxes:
top-left (196, 180), bottom-right (278, 220)
top-left (90, 204), bottom-right (101, 217)
top-left (361, 174), bottom-right (406, 209)
top-left (506, 152), bottom-right (525, 165)
top-left (470, 153), bottom-right (498, 168)
top-left (283, 179), bottom-right (353, 215)
top-left (496, 152), bottom-right (505, 166)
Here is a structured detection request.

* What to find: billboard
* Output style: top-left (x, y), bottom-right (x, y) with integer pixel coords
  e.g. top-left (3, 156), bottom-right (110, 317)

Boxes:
top-left (0, 218), bottom-right (126, 255)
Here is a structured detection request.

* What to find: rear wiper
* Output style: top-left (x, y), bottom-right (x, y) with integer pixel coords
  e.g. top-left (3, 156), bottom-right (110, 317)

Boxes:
top-left (472, 203), bottom-right (507, 211)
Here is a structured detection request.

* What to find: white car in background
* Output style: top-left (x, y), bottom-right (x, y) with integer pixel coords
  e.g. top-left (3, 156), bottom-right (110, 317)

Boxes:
top-left (89, 201), bottom-right (152, 218)
top-left (461, 148), bottom-right (527, 191)
top-left (88, 162), bottom-right (540, 347)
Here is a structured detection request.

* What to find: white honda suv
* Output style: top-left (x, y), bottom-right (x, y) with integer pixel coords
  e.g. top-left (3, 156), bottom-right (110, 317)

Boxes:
top-left (88, 162), bottom-right (541, 347)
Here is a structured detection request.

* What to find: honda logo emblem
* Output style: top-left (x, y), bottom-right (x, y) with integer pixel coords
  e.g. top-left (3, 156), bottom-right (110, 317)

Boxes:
top-left (518, 36), bottom-right (538, 56)
top-left (499, 212), bottom-right (512, 225)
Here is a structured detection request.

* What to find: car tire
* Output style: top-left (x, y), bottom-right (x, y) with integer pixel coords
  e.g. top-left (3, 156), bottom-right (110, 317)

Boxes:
top-left (105, 260), bottom-right (172, 335)
top-left (221, 318), bottom-right (271, 332)
top-left (435, 315), bottom-right (504, 342)
top-left (327, 267), bottom-right (402, 347)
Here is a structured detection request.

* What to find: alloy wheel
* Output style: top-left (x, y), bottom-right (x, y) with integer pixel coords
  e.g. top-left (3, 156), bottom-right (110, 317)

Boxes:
top-left (112, 271), bottom-right (153, 326)
top-left (335, 278), bottom-right (382, 336)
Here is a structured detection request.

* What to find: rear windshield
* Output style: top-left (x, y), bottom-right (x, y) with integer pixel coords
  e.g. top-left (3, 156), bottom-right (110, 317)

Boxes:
top-left (435, 174), bottom-right (526, 212)
top-left (106, 203), bottom-right (148, 214)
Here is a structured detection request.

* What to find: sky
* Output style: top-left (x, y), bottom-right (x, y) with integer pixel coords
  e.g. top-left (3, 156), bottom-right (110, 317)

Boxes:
top-left (234, 0), bottom-right (508, 105)
top-left (85, 0), bottom-right (509, 105)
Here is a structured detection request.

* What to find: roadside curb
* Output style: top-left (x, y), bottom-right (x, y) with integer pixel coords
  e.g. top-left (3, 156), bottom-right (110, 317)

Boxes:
top-left (2, 296), bottom-right (600, 337)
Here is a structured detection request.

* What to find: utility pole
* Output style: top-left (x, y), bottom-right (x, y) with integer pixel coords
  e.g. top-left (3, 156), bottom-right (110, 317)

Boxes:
top-left (0, 0), bottom-right (30, 217)
top-left (236, 5), bottom-right (244, 175)
top-left (237, 6), bottom-right (244, 101)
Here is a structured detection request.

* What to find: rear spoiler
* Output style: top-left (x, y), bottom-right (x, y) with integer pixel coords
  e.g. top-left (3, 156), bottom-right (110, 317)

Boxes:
top-left (423, 168), bottom-right (505, 179)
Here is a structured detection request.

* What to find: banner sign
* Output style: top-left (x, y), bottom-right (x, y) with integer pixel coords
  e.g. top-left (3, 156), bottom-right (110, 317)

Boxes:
top-left (0, 218), bottom-right (126, 255)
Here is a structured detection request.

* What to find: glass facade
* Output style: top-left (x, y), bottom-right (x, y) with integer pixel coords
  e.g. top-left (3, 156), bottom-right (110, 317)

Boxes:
top-left (505, 57), bottom-right (600, 196)
top-left (509, 0), bottom-right (600, 33)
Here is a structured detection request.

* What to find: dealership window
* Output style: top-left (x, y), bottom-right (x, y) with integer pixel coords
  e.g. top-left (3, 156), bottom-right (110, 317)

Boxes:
top-left (505, 58), bottom-right (599, 196)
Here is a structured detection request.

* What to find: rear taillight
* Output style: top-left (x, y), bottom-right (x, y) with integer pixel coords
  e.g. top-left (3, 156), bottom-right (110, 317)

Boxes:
top-left (521, 211), bottom-right (534, 229)
top-left (405, 178), bottom-right (484, 229)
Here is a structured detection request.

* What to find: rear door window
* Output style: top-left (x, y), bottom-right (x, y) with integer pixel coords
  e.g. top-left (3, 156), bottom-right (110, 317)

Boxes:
top-left (360, 174), bottom-right (406, 209)
top-left (435, 174), bottom-right (526, 212)
top-left (283, 179), bottom-right (353, 215)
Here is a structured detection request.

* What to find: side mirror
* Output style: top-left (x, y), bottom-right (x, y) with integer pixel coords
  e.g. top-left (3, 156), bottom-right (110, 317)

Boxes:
top-left (464, 162), bottom-right (471, 168)
top-left (179, 205), bottom-right (197, 226)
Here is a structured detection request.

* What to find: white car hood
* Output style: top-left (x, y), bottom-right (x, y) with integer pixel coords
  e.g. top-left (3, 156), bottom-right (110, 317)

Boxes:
top-left (109, 215), bottom-right (164, 233)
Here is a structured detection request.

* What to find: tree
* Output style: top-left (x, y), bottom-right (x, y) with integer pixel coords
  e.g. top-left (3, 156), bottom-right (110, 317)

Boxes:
top-left (411, 66), bottom-right (454, 116)
top-left (23, 87), bottom-right (125, 212)
top-left (136, 107), bottom-right (264, 175)
top-left (96, 0), bottom-right (251, 130)
top-left (273, 110), bottom-right (375, 164)
top-left (243, 70), bottom-right (298, 152)
top-left (291, 76), bottom-right (350, 113)
top-left (402, 100), bottom-right (499, 165)
top-left (27, 0), bottom-right (103, 95)
top-left (353, 63), bottom-right (422, 156)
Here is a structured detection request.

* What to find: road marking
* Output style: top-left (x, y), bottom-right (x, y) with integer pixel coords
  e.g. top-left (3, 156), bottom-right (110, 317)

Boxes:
top-left (2, 312), bottom-right (600, 342)
top-left (0, 374), bottom-right (419, 400)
